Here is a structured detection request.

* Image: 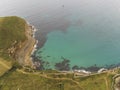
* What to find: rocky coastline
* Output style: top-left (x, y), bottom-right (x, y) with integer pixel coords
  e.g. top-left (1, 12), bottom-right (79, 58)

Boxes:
top-left (13, 20), bottom-right (120, 90)
top-left (22, 22), bottom-right (120, 78)
top-left (15, 22), bottom-right (37, 68)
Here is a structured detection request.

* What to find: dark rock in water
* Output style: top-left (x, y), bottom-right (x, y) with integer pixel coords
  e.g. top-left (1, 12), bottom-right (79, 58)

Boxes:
top-left (86, 65), bottom-right (101, 72)
top-left (55, 57), bottom-right (70, 71)
top-left (44, 61), bottom-right (50, 69)
top-left (32, 56), bottom-right (45, 70)
top-left (79, 66), bottom-right (87, 70)
top-left (32, 55), bottom-right (52, 70)
top-left (105, 63), bottom-right (120, 69)
top-left (72, 65), bottom-right (100, 72)
top-left (47, 55), bottom-right (50, 57)
top-left (72, 65), bottom-right (79, 70)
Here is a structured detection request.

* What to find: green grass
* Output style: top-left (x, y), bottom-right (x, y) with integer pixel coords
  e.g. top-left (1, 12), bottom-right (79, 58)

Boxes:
top-left (0, 16), bottom-right (116, 90)
top-left (0, 69), bottom-right (81, 90)
top-left (75, 73), bottom-right (111, 90)
top-left (0, 68), bottom-right (115, 90)
top-left (0, 16), bottom-right (27, 77)
top-left (0, 16), bottom-right (27, 60)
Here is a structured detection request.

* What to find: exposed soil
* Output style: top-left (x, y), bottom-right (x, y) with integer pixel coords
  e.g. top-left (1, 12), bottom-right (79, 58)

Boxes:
top-left (15, 24), bottom-right (36, 67)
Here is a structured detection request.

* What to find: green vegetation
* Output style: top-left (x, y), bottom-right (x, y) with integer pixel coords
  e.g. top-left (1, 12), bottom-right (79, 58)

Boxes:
top-left (0, 16), bottom-right (118, 90)
top-left (0, 69), bottom-right (80, 90)
top-left (75, 73), bottom-right (114, 90)
top-left (0, 58), bottom-right (12, 76)
top-left (0, 16), bottom-right (26, 60)
top-left (0, 68), bottom-right (115, 90)
top-left (0, 16), bottom-right (27, 76)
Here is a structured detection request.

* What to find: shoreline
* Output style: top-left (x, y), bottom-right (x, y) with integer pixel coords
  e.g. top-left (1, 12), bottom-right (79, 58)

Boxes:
top-left (28, 25), bottom-right (38, 55)
top-left (15, 22), bottom-right (37, 67)
top-left (28, 24), bottom-right (120, 76)
top-left (26, 23), bottom-right (39, 68)
top-left (24, 24), bottom-right (120, 89)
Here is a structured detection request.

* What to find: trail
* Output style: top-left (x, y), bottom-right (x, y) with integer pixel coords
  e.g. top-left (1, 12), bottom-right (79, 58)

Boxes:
top-left (104, 77), bottom-right (109, 90)
top-left (17, 69), bottom-right (84, 90)
top-left (0, 59), bottom-right (10, 69)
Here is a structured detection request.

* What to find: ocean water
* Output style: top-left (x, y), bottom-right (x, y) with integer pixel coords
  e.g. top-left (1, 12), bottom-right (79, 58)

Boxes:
top-left (1, 0), bottom-right (120, 69)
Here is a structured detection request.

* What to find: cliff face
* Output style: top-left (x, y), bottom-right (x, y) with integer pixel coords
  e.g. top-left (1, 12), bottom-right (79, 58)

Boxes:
top-left (15, 23), bottom-right (36, 67)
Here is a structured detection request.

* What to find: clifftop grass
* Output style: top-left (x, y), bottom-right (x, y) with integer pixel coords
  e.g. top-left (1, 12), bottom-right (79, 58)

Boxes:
top-left (0, 68), bottom-right (115, 90)
top-left (0, 16), bottom-right (26, 50)
top-left (0, 16), bottom-right (27, 76)
top-left (0, 16), bottom-right (27, 60)
top-left (0, 16), bottom-right (116, 90)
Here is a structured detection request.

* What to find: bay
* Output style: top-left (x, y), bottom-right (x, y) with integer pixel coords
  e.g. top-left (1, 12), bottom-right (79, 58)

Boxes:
top-left (1, 0), bottom-right (120, 69)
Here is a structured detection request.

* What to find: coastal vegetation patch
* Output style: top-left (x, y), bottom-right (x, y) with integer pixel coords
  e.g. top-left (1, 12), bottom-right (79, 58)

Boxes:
top-left (0, 16), bottom-right (26, 60)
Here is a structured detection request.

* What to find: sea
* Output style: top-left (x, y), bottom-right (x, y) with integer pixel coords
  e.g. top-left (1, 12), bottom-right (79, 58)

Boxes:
top-left (1, 0), bottom-right (120, 70)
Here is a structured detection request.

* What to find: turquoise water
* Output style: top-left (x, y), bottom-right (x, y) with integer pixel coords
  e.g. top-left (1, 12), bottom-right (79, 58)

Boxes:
top-left (1, 0), bottom-right (120, 69)
top-left (35, 0), bottom-right (120, 69)
top-left (36, 25), bottom-right (120, 68)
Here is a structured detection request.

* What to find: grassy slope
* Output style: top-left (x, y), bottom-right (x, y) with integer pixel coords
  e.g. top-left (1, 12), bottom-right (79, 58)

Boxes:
top-left (0, 16), bottom-right (27, 76)
top-left (0, 69), bottom-right (116, 90)
top-left (0, 16), bottom-right (116, 90)
top-left (76, 73), bottom-right (114, 90)
top-left (0, 70), bottom-right (80, 90)
top-left (0, 58), bottom-right (12, 76)
top-left (0, 16), bottom-right (26, 60)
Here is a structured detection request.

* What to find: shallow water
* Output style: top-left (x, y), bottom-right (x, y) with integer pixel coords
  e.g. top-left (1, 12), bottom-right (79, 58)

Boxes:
top-left (1, 0), bottom-right (120, 69)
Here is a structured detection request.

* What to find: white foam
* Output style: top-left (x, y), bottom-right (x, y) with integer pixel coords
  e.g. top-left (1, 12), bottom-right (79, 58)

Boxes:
top-left (74, 69), bottom-right (91, 74)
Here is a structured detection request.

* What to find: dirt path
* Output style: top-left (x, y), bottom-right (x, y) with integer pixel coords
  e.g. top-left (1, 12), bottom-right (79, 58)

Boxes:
top-left (0, 59), bottom-right (10, 69)
top-left (0, 59), bottom-right (11, 76)
top-left (0, 61), bottom-right (9, 69)
top-left (40, 76), bottom-right (83, 89)
top-left (17, 69), bottom-right (83, 90)
top-left (104, 77), bottom-right (109, 90)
